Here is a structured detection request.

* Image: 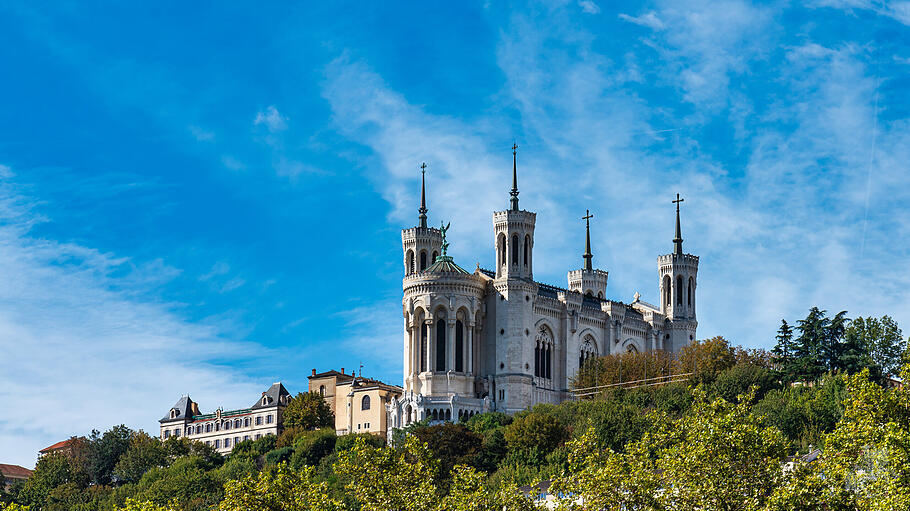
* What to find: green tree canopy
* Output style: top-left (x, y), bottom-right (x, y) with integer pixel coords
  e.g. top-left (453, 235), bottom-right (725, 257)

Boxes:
top-left (283, 392), bottom-right (334, 430)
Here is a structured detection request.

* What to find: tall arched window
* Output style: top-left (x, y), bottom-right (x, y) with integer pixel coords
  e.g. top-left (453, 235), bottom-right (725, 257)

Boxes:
top-left (676, 276), bottom-right (683, 305)
top-left (420, 251), bottom-right (428, 271)
top-left (511, 235), bottom-right (519, 265)
top-left (536, 327), bottom-right (554, 380)
top-left (579, 336), bottom-right (596, 370)
top-left (319, 385), bottom-right (325, 396)
top-left (523, 235), bottom-right (529, 266)
top-left (432, 251), bottom-right (438, 263)
top-left (436, 319), bottom-right (446, 371)
top-left (406, 250), bottom-right (415, 275)
top-left (688, 277), bottom-right (693, 306)
top-left (420, 323), bottom-right (428, 372)
top-left (361, 395), bottom-right (370, 410)
top-left (455, 320), bottom-right (464, 372)
top-left (663, 275), bottom-right (671, 308)
top-left (498, 233), bottom-right (506, 267)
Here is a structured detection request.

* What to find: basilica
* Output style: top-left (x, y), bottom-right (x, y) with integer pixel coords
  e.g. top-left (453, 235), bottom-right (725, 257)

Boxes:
top-left (387, 149), bottom-right (699, 428)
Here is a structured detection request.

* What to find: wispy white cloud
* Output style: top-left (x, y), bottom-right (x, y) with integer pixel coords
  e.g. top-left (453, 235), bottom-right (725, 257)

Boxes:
top-left (0, 167), bottom-right (269, 468)
top-left (254, 105), bottom-right (288, 133)
top-left (579, 0), bottom-right (601, 15)
top-left (618, 11), bottom-right (664, 29)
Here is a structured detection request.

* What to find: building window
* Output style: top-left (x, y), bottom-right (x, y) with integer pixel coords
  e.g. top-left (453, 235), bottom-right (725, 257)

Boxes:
top-left (174, 429), bottom-right (180, 437)
top-left (357, 424), bottom-right (361, 430)
top-left (511, 234), bottom-right (519, 265)
top-left (420, 322), bottom-right (428, 372)
top-left (256, 416), bottom-right (263, 426)
top-left (215, 423), bottom-right (220, 431)
top-left (420, 251), bottom-right (427, 271)
top-left (255, 434), bottom-right (261, 440)
top-left (234, 436), bottom-right (240, 446)
top-left (234, 419), bottom-right (240, 428)
top-left (205, 441), bottom-right (211, 446)
top-left (214, 439), bottom-right (220, 449)
top-left (361, 395), bottom-right (371, 410)
top-left (498, 233), bottom-right (506, 267)
top-left (196, 425), bottom-right (202, 434)
top-left (676, 276), bottom-right (683, 305)
top-left (688, 277), bottom-right (694, 306)
top-left (262, 397), bottom-right (269, 406)
top-left (266, 415), bottom-right (273, 424)
top-left (224, 421), bottom-right (231, 430)
top-left (455, 320), bottom-right (464, 372)
top-left (406, 249), bottom-right (415, 275)
top-left (186, 427), bottom-right (192, 436)
top-left (435, 319), bottom-right (446, 371)
top-left (244, 435), bottom-right (250, 441)
top-left (205, 424), bottom-right (212, 433)
top-left (224, 438), bottom-right (230, 448)
top-left (244, 417), bottom-right (250, 427)
top-left (663, 275), bottom-right (671, 309)
top-left (523, 235), bottom-right (529, 266)
top-left (535, 327), bottom-right (554, 379)
top-left (319, 385), bottom-right (325, 396)
top-left (365, 422), bottom-right (370, 428)
top-left (164, 430), bottom-right (170, 439)
top-left (170, 409), bottom-right (177, 419)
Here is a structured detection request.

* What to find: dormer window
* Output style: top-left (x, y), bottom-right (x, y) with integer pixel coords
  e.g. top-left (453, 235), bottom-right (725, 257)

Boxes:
top-left (170, 409), bottom-right (178, 419)
top-left (262, 397), bottom-right (268, 406)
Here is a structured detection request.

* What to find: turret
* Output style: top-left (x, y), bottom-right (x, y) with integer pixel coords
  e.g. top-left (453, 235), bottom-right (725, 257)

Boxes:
top-left (567, 209), bottom-right (608, 298)
top-left (658, 194), bottom-right (698, 352)
top-left (494, 145), bottom-right (536, 280)
top-left (402, 163), bottom-right (442, 275)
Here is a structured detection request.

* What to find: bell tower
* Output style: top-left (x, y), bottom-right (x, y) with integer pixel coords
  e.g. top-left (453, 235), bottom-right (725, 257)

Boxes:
top-left (658, 194), bottom-right (698, 352)
top-left (493, 145), bottom-right (536, 281)
top-left (567, 209), bottom-right (608, 298)
top-left (402, 163), bottom-right (442, 275)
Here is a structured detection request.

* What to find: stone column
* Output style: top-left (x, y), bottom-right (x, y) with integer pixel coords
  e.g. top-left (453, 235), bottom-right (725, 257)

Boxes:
top-left (467, 323), bottom-right (474, 374)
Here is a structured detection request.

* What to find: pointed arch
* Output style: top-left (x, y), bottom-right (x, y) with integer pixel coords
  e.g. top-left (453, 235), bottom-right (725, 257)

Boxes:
top-left (688, 276), bottom-right (693, 306)
top-left (676, 276), bottom-right (683, 305)
top-left (420, 250), bottom-right (428, 271)
top-left (663, 275), bottom-right (671, 309)
top-left (406, 250), bottom-right (415, 275)
top-left (511, 234), bottom-right (519, 265)
top-left (523, 235), bottom-right (530, 266)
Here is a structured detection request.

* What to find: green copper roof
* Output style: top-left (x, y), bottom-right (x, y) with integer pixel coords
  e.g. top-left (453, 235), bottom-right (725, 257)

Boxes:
top-left (425, 255), bottom-right (470, 275)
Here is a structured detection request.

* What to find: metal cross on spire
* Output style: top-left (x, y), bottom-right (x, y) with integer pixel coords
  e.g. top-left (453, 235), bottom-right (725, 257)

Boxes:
top-left (672, 193), bottom-right (684, 256)
top-left (510, 143), bottom-right (519, 211)
top-left (418, 162), bottom-right (428, 228)
top-left (582, 209), bottom-right (594, 271)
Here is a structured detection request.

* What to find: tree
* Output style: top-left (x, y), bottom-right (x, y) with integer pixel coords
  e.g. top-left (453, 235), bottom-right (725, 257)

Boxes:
top-left (283, 392), bottom-right (334, 430)
top-left (771, 319), bottom-right (797, 377)
top-left (333, 436), bottom-right (438, 511)
top-left (437, 465), bottom-right (535, 511)
top-left (113, 431), bottom-right (168, 484)
top-left (711, 363), bottom-right (780, 403)
top-left (17, 453), bottom-right (86, 508)
top-left (502, 412), bottom-right (569, 455)
top-left (846, 316), bottom-right (906, 379)
top-left (88, 425), bottom-right (134, 485)
top-left (411, 423), bottom-right (483, 477)
top-left (218, 464), bottom-right (343, 511)
top-left (553, 389), bottom-right (789, 510)
top-left (675, 336), bottom-right (737, 385)
top-left (795, 307), bottom-right (830, 380)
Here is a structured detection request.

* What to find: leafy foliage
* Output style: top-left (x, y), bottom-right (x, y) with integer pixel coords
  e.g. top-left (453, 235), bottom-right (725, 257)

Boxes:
top-left (282, 392), bottom-right (334, 431)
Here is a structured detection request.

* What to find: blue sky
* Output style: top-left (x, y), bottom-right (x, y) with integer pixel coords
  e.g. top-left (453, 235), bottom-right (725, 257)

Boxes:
top-left (1, 1), bottom-right (909, 467)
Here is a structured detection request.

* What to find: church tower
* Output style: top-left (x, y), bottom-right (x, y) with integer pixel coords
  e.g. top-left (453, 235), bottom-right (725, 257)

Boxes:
top-left (402, 163), bottom-right (443, 275)
top-left (490, 145), bottom-right (538, 413)
top-left (658, 194), bottom-right (698, 352)
top-left (567, 210), bottom-right (608, 299)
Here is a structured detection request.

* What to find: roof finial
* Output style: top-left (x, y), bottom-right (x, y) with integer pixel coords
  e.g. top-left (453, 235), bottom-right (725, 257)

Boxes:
top-left (672, 193), bottom-right (684, 256)
top-left (439, 221), bottom-right (450, 257)
top-left (418, 162), bottom-right (428, 228)
top-left (510, 143), bottom-right (519, 211)
top-left (582, 209), bottom-right (594, 271)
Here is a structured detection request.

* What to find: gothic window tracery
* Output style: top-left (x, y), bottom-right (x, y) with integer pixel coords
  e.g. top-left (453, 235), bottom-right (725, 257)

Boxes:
top-left (579, 336), bottom-right (596, 370)
top-left (535, 327), bottom-right (554, 379)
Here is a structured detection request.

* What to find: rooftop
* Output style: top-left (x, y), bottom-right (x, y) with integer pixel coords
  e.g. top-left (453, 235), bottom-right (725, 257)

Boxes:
top-left (0, 464), bottom-right (33, 480)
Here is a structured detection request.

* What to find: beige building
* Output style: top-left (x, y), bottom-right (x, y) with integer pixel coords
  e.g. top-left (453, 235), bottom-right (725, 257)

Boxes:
top-left (309, 369), bottom-right (402, 438)
top-left (158, 382), bottom-right (290, 454)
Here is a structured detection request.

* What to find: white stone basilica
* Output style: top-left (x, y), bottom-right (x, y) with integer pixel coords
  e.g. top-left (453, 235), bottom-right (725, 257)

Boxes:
top-left (387, 150), bottom-right (699, 428)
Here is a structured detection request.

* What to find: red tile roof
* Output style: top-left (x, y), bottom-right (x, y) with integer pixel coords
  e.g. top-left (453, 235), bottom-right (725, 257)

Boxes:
top-left (39, 438), bottom-right (77, 453)
top-left (0, 464), bottom-right (33, 480)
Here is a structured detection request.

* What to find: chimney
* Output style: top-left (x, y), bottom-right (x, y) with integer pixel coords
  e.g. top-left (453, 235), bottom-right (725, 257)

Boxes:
top-left (311, 369), bottom-right (316, 377)
top-left (341, 367), bottom-right (345, 375)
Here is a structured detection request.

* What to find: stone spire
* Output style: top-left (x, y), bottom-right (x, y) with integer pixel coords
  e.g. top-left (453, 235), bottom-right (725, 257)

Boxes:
top-left (418, 162), bottom-right (428, 228)
top-left (510, 143), bottom-right (519, 211)
top-left (582, 209), bottom-right (593, 271)
top-left (672, 193), bottom-right (684, 256)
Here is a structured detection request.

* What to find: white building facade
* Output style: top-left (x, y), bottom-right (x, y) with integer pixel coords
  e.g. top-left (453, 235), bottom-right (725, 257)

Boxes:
top-left (388, 150), bottom-right (699, 428)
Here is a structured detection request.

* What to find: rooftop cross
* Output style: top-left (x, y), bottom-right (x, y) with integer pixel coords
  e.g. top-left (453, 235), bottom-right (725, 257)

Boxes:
top-left (582, 209), bottom-right (594, 271)
top-left (510, 143), bottom-right (519, 211)
top-left (672, 193), bottom-right (684, 256)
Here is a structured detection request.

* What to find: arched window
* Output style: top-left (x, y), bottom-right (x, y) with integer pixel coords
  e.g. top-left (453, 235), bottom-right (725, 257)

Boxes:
top-left (523, 235), bottom-right (529, 266)
top-left (455, 320), bottom-right (464, 372)
top-left (319, 385), bottom-right (326, 396)
top-left (511, 235), bottom-right (519, 264)
top-left (626, 343), bottom-right (639, 354)
top-left (420, 251), bottom-right (428, 271)
top-left (361, 395), bottom-right (371, 410)
top-left (170, 409), bottom-right (177, 419)
top-left (498, 233), bottom-right (506, 267)
top-left (579, 336), bottom-right (596, 370)
top-left (420, 322), bottom-right (428, 372)
top-left (432, 251), bottom-right (438, 263)
top-left (663, 275), bottom-right (671, 308)
top-left (676, 276), bottom-right (683, 305)
top-left (405, 405), bottom-right (412, 425)
top-left (688, 277), bottom-right (693, 306)
top-left (435, 319), bottom-right (446, 372)
top-left (536, 327), bottom-right (554, 380)
top-left (406, 250), bottom-right (415, 275)
top-left (432, 409), bottom-right (439, 421)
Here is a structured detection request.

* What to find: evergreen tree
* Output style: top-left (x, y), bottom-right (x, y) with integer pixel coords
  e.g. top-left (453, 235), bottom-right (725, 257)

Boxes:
top-left (795, 307), bottom-right (829, 381)
top-left (824, 311), bottom-right (849, 372)
top-left (771, 320), bottom-right (796, 378)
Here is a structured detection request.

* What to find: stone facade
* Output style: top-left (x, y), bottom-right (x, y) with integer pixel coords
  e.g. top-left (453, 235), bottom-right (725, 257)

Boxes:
top-left (308, 369), bottom-right (402, 438)
top-left (388, 153), bottom-right (699, 428)
top-left (158, 383), bottom-right (290, 455)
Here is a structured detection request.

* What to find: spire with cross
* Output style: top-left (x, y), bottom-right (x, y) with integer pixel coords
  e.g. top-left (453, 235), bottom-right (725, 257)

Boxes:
top-left (418, 162), bottom-right (428, 228)
top-left (510, 143), bottom-right (519, 211)
top-left (672, 193), bottom-right (684, 256)
top-left (582, 209), bottom-right (594, 271)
